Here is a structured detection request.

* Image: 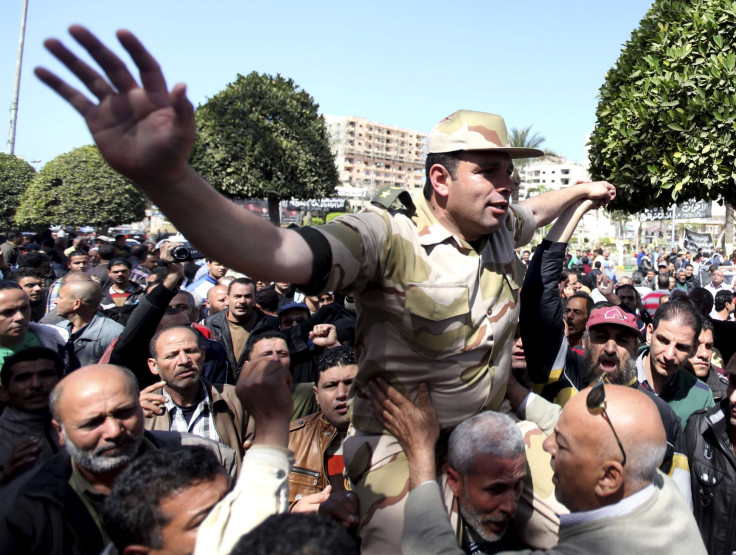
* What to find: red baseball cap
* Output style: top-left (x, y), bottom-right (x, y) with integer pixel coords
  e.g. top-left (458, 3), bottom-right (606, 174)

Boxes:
top-left (586, 306), bottom-right (640, 336)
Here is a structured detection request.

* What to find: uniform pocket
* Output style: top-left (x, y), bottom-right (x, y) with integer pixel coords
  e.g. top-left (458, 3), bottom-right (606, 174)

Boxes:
top-left (405, 283), bottom-right (469, 355)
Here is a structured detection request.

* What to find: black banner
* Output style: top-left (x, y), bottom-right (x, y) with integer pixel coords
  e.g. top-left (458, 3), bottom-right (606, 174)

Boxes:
top-left (683, 227), bottom-right (714, 253)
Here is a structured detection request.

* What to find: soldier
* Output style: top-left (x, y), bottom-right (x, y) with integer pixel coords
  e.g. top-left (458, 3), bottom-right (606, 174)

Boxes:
top-left (36, 26), bottom-right (616, 552)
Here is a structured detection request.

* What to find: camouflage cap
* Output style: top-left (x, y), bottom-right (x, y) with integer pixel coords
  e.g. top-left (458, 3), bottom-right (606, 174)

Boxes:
top-left (427, 110), bottom-right (544, 158)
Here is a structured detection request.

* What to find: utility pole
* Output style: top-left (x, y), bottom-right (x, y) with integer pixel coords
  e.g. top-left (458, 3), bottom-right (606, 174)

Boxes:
top-left (7, 0), bottom-right (30, 155)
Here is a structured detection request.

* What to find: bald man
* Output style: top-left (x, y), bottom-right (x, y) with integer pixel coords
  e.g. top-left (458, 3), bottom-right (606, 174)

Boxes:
top-left (397, 384), bottom-right (706, 554)
top-left (0, 364), bottom-right (237, 555)
top-left (54, 280), bottom-right (124, 369)
top-left (206, 284), bottom-right (229, 318)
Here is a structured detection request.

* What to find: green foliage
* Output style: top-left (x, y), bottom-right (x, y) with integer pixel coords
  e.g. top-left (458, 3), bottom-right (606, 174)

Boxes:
top-left (589, 0), bottom-right (736, 212)
top-left (326, 211), bottom-right (348, 223)
top-left (0, 153), bottom-right (35, 231)
top-left (15, 145), bottom-right (146, 229)
top-left (189, 72), bottom-right (339, 221)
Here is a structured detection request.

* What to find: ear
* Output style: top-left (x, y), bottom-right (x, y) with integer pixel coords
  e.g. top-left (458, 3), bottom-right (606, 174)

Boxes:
top-left (0, 385), bottom-right (8, 403)
top-left (313, 384), bottom-right (320, 406)
top-left (447, 466), bottom-right (463, 499)
top-left (148, 358), bottom-right (160, 376)
top-left (594, 461), bottom-right (625, 499)
top-left (428, 163), bottom-right (453, 200)
top-left (645, 323), bottom-right (654, 344)
top-left (52, 419), bottom-right (64, 446)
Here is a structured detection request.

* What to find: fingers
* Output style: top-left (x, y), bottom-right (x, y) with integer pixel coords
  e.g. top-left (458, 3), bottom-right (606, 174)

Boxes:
top-left (116, 29), bottom-right (168, 92)
top-left (68, 25), bottom-right (139, 93)
top-left (318, 490), bottom-right (359, 529)
top-left (313, 485), bottom-right (332, 502)
top-left (416, 382), bottom-right (432, 408)
top-left (140, 380), bottom-right (166, 394)
top-left (34, 66), bottom-right (95, 116)
top-left (41, 36), bottom-right (116, 102)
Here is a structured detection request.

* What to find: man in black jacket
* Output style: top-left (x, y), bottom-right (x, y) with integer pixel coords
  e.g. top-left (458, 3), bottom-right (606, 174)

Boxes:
top-left (684, 356), bottom-right (736, 554)
top-left (205, 278), bottom-right (278, 379)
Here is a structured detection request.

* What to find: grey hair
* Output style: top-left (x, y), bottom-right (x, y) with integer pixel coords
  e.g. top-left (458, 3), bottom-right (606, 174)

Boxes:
top-left (624, 438), bottom-right (667, 487)
top-left (50, 365), bottom-right (139, 422)
top-left (448, 411), bottom-right (525, 475)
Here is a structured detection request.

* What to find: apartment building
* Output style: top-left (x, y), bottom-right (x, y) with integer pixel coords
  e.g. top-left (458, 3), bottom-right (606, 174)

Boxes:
top-left (324, 114), bottom-right (427, 194)
top-left (517, 158), bottom-right (591, 199)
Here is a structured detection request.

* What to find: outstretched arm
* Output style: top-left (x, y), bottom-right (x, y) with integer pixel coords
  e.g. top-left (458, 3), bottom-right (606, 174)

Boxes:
top-left (36, 26), bottom-right (313, 283)
top-left (520, 199), bottom-right (596, 387)
top-left (520, 181), bottom-right (615, 228)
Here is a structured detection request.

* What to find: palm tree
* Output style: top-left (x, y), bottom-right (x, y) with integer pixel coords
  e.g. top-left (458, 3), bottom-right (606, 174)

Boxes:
top-left (508, 126), bottom-right (558, 202)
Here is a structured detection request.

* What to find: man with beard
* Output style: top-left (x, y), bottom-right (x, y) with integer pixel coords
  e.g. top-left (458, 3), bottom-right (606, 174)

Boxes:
top-left (520, 199), bottom-right (688, 492)
top-left (0, 364), bottom-right (236, 555)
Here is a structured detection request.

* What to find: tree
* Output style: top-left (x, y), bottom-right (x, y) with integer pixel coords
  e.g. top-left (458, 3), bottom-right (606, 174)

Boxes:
top-left (0, 153), bottom-right (35, 231)
top-left (189, 72), bottom-right (339, 225)
top-left (15, 145), bottom-right (146, 230)
top-left (588, 0), bottom-right (736, 213)
top-left (508, 126), bottom-right (558, 202)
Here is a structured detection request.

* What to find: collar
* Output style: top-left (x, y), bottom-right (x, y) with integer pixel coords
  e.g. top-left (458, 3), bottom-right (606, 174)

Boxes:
top-left (636, 348), bottom-right (677, 394)
top-left (109, 283), bottom-right (136, 294)
top-left (413, 194), bottom-right (479, 251)
top-left (162, 379), bottom-right (211, 413)
top-left (559, 482), bottom-right (655, 528)
top-left (0, 406), bottom-right (52, 424)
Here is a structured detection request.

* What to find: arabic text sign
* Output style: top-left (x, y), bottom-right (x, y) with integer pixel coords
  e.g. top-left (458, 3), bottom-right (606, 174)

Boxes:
top-left (638, 200), bottom-right (711, 221)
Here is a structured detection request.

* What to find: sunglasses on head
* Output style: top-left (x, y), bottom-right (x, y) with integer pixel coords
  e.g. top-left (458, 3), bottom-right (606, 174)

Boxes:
top-left (587, 377), bottom-right (627, 467)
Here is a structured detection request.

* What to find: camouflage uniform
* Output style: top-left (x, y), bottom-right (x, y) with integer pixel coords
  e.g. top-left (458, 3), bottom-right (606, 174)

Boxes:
top-left (302, 193), bottom-right (533, 551)
top-left (294, 110), bottom-right (547, 552)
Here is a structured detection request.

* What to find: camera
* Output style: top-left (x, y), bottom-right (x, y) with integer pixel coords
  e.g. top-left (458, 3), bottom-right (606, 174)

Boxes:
top-left (171, 245), bottom-right (204, 262)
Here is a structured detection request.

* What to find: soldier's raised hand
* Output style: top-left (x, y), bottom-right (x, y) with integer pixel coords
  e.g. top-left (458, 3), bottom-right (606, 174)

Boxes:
top-left (35, 25), bottom-right (195, 188)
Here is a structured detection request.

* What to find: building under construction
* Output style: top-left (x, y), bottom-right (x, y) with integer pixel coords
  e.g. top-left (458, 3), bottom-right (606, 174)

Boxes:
top-left (324, 115), bottom-right (427, 196)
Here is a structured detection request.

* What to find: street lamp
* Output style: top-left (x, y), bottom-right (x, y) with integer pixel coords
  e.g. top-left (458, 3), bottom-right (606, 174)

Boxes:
top-left (6, 0), bottom-right (30, 155)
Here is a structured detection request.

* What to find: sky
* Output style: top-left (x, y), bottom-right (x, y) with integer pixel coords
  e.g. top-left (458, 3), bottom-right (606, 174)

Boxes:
top-left (2, 0), bottom-right (655, 169)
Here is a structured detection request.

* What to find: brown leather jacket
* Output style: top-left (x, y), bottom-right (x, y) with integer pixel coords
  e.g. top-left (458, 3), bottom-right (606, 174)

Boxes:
top-left (287, 411), bottom-right (339, 504)
top-left (145, 380), bottom-right (252, 470)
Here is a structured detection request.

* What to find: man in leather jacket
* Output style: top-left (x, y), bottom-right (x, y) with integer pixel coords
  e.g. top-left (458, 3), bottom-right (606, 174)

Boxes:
top-left (287, 346), bottom-right (356, 512)
top-left (684, 356), bottom-right (736, 554)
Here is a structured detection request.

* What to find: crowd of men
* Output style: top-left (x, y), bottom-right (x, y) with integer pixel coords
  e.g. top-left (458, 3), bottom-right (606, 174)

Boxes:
top-left (0, 23), bottom-right (729, 555)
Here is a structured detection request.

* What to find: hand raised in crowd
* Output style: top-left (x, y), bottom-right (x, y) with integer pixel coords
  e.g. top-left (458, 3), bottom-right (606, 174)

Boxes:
top-left (35, 26), bottom-right (195, 187)
top-left (139, 380), bottom-right (167, 417)
top-left (2, 438), bottom-right (43, 483)
top-left (319, 489), bottom-right (359, 532)
top-left (561, 282), bottom-right (576, 299)
top-left (309, 324), bottom-right (339, 349)
top-left (236, 357), bottom-right (293, 447)
top-left (596, 272), bottom-right (616, 299)
top-left (367, 379), bottom-right (439, 489)
top-left (157, 241), bottom-right (185, 290)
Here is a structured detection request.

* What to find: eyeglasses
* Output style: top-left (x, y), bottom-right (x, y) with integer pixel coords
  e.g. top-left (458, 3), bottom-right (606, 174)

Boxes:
top-left (586, 377), bottom-right (627, 466)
